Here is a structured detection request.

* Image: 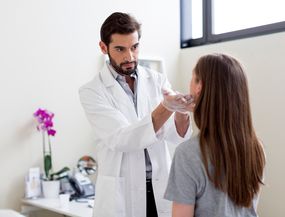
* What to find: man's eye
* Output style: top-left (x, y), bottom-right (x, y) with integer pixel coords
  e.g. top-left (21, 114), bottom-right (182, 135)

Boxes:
top-left (116, 48), bottom-right (123, 52)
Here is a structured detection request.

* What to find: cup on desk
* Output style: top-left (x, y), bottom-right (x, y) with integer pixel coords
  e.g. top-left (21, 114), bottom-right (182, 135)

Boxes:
top-left (59, 193), bottom-right (70, 209)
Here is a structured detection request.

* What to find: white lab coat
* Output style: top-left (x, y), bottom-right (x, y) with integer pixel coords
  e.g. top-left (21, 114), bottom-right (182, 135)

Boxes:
top-left (79, 62), bottom-right (192, 217)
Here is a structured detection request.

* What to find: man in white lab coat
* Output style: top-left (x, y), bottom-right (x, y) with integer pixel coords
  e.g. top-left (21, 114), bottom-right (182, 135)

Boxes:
top-left (79, 12), bottom-right (193, 217)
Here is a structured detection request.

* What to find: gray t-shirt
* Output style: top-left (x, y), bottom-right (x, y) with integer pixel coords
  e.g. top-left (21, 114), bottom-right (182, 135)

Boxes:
top-left (164, 136), bottom-right (259, 217)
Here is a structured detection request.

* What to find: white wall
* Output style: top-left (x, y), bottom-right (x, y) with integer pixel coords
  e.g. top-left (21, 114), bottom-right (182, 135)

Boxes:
top-left (0, 0), bottom-right (180, 213)
top-left (178, 32), bottom-right (285, 217)
top-left (1, 1), bottom-right (284, 217)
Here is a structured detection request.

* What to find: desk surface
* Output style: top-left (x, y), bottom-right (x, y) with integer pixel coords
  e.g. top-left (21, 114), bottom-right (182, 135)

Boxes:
top-left (0, 210), bottom-right (25, 217)
top-left (22, 198), bottom-right (93, 217)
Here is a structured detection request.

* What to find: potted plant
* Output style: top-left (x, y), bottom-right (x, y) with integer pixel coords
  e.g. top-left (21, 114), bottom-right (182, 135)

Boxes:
top-left (33, 108), bottom-right (69, 198)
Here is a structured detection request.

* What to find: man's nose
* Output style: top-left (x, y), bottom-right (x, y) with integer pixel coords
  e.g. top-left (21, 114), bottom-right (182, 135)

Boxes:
top-left (124, 50), bottom-right (134, 62)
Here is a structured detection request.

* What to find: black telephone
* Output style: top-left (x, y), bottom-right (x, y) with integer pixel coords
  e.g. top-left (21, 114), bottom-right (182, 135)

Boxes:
top-left (69, 172), bottom-right (95, 200)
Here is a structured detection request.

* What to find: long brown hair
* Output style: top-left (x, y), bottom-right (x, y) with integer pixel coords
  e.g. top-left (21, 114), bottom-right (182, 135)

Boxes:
top-left (193, 54), bottom-right (265, 207)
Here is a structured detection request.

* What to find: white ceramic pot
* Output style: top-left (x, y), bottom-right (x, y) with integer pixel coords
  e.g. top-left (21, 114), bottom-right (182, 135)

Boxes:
top-left (42, 180), bottom-right (60, 198)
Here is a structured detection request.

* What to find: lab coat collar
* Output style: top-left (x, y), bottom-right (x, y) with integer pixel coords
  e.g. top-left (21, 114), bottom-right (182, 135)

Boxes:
top-left (100, 62), bottom-right (116, 87)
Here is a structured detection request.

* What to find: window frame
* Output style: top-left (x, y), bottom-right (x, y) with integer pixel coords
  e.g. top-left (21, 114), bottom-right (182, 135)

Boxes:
top-left (180, 0), bottom-right (285, 48)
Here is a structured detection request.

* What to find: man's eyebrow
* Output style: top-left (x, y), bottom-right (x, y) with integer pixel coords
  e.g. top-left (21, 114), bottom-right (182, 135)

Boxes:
top-left (113, 43), bottom-right (139, 49)
top-left (114, 45), bottom-right (125, 49)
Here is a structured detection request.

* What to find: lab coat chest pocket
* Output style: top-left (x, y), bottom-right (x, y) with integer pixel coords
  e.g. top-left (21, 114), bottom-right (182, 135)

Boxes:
top-left (94, 175), bottom-right (126, 217)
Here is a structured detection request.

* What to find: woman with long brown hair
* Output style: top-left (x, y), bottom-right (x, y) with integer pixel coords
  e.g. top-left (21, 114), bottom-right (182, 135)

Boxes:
top-left (164, 54), bottom-right (265, 217)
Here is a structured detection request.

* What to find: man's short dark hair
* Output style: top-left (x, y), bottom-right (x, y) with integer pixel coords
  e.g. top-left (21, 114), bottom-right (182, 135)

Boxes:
top-left (100, 12), bottom-right (141, 46)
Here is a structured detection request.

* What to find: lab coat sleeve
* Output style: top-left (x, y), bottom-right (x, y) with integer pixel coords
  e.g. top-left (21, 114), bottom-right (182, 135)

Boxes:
top-left (79, 85), bottom-right (159, 152)
top-left (162, 115), bottom-right (193, 145)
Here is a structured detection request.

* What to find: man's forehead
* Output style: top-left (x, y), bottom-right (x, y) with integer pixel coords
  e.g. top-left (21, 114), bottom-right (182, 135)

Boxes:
top-left (109, 32), bottom-right (139, 46)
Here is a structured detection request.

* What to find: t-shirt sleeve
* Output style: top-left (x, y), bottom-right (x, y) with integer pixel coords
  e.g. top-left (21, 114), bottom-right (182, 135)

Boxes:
top-left (164, 141), bottom-right (203, 205)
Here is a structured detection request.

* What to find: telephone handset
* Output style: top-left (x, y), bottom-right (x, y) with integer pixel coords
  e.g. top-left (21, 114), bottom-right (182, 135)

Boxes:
top-left (69, 172), bottom-right (95, 200)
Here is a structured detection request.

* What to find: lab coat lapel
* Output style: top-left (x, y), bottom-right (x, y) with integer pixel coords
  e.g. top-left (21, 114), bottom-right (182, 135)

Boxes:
top-left (100, 63), bottom-right (138, 122)
top-left (136, 67), bottom-right (151, 119)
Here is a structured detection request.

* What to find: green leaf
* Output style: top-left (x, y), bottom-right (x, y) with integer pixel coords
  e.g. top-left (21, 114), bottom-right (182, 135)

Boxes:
top-left (50, 167), bottom-right (70, 180)
top-left (52, 167), bottom-right (70, 175)
top-left (44, 154), bottom-right (52, 179)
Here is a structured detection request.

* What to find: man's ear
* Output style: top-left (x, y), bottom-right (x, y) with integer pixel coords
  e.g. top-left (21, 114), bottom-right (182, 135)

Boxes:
top-left (99, 41), bottom-right (108, 54)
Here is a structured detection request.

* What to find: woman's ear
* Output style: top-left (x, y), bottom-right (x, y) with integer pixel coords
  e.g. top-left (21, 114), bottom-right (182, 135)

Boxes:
top-left (196, 81), bottom-right (202, 95)
top-left (99, 41), bottom-right (108, 54)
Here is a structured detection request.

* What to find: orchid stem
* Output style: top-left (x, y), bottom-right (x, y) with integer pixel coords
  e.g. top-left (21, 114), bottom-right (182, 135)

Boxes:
top-left (48, 135), bottom-right (53, 173)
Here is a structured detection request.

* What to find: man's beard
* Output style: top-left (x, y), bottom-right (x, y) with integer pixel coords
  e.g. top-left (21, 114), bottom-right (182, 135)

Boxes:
top-left (108, 54), bottom-right (137, 76)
